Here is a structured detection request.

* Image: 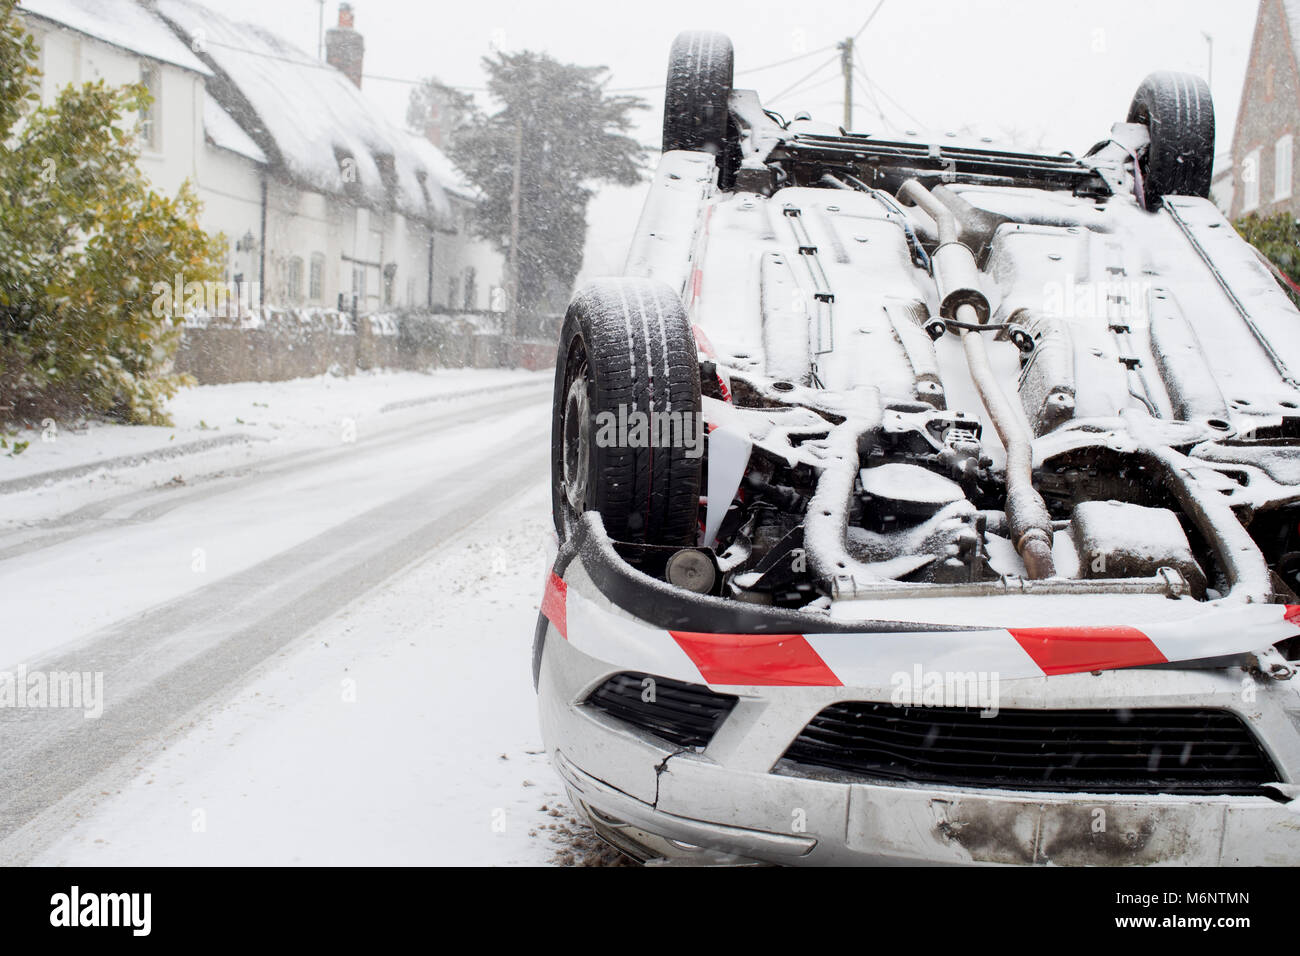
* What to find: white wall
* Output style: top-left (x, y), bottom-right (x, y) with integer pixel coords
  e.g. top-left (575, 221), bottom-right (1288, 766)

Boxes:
top-left (27, 19), bottom-right (205, 202)
top-left (431, 198), bottom-right (506, 314)
top-left (195, 145), bottom-right (263, 291)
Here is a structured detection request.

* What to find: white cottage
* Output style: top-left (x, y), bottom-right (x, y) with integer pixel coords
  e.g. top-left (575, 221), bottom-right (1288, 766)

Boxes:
top-left (18, 0), bottom-right (505, 320)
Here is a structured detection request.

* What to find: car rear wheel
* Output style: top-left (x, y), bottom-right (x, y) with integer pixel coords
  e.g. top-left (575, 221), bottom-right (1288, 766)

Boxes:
top-left (552, 278), bottom-right (702, 546)
top-left (663, 30), bottom-right (737, 184)
top-left (1127, 71), bottom-right (1215, 210)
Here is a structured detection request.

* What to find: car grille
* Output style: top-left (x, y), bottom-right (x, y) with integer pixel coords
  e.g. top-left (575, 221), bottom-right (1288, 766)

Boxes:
top-left (778, 703), bottom-right (1279, 794)
top-left (585, 672), bottom-right (738, 748)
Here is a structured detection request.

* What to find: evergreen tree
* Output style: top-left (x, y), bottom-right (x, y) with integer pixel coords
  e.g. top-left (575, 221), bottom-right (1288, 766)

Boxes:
top-left (406, 77), bottom-right (472, 149)
top-left (412, 51), bottom-right (647, 327)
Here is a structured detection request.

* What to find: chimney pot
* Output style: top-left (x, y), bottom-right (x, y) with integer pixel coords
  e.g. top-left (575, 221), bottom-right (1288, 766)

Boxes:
top-left (326, 3), bottom-right (364, 88)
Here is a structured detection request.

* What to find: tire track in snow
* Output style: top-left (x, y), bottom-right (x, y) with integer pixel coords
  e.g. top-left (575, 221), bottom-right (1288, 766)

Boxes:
top-left (0, 426), bottom-right (548, 863)
top-left (0, 383), bottom-right (550, 563)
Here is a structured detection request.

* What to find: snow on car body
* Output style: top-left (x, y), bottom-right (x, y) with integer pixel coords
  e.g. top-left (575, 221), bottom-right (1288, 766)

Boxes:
top-left (535, 32), bottom-right (1300, 865)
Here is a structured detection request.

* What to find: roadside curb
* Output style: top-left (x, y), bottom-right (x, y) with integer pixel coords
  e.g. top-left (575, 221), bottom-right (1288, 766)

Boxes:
top-left (0, 376), bottom-right (552, 496)
top-left (377, 377), bottom-right (548, 414)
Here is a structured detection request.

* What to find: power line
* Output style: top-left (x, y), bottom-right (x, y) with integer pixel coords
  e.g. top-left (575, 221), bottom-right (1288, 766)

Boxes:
top-left (853, 75), bottom-right (915, 138)
top-left (367, 73), bottom-right (485, 92)
top-left (605, 11), bottom-right (881, 97)
top-left (853, 61), bottom-right (924, 130)
top-left (606, 42), bottom-right (839, 93)
top-left (853, 0), bottom-right (889, 40)
top-left (772, 73), bottom-right (841, 109)
top-left (852, 71), bottom-right (890, 129)
top-left (769, 51), bottom-right (841, 103)
top-left (197, 28), bottom-right (875, 117)
top-left (852, 75), bottom-right (890, 131)
top-left (196, 37), bottom-right (485, 91)
top-left (201, 30), bottom-right (847, 105)
top-left (737, 44), bottom-right (836, 75)
top-left (825, 2), bottom-right (887, 134)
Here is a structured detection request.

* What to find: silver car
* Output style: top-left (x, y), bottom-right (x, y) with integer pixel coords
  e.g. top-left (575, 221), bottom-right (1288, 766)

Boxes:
top-left (535, 30), bottom-right (1300, 865)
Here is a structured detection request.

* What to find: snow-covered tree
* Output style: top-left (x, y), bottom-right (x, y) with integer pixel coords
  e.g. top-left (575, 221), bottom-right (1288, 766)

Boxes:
top-left (427, 51), bottom-right (647, 325)
top-left (406, 77), bottom-right (473, 150)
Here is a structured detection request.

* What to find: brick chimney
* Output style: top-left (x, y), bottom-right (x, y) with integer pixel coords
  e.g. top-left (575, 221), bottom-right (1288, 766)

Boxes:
top-left (325, 3), bottom-right (364, 88)
top-left (423, 93), bottom-right (454, 148)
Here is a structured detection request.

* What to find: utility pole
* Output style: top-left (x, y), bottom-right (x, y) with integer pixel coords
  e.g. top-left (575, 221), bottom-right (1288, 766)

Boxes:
top-left (504, 119), bottom-right (523, 368)
top-left (838, 36), bottom-right (854, 130)
top-left (317, 0), bottom-right (326, 60)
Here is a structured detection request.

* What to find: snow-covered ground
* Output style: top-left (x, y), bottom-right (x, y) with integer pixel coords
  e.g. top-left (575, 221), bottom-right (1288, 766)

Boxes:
top-left (0, 370), bottom-right (619, 866)
top-left (33, 484), bottom-right (574, 865)
top-left (1, 368), bottom-right (541, 507)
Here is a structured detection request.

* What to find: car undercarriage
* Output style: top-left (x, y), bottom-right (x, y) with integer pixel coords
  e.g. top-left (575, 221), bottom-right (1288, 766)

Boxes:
top-left (610, 85), bottom-right (1300, 622)
top-left (537, 30), bottom-right (1300, 866)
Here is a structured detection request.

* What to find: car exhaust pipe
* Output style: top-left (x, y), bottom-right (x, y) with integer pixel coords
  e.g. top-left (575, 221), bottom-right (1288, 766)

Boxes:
top-left (897, 180), bottom-right (1056, 579)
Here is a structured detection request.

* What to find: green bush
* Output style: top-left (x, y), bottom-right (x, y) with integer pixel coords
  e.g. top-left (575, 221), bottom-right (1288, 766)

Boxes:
top-left (0, 0), bottom-right (224, 425)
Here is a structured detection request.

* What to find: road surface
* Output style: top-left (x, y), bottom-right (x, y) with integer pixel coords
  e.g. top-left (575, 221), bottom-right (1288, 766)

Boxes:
top-left (0, 378), bottom-right (613, 865)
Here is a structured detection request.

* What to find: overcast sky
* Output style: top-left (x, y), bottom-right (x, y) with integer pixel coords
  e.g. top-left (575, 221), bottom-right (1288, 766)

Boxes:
top-left (214, 0), bottom-right (1261, 278)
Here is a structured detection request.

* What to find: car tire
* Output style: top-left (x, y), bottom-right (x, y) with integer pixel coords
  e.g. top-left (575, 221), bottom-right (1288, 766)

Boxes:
top-left (552, 277), bottom-right (702, 546)
top-left (1127, 71), bottom-right (1215, 210)
top-left (663, 30), bottom-right (737, 183)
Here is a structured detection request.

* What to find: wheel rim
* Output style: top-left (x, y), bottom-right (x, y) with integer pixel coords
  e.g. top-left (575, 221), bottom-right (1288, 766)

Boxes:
top-left (562, 364), bottom-right (591, 514)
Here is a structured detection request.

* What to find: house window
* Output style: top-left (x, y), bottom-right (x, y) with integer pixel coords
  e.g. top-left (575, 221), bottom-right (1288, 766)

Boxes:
top-left (463, 267), bottom-right (477, 311)
top-left (383, 264), bottom-right (396, 307)
top-left (1242, 149), bottom-right (1261, 213)
top-left (347, 264), bottom-right (366, 308)
top-left (309, 254), bottom-right (324, 302)
top-left (139, 63), bottom-right (160, 152)
top-left (287, 257), bottom-right (304, 304)
top-left (1276, 135), bottom-right (1293, 202)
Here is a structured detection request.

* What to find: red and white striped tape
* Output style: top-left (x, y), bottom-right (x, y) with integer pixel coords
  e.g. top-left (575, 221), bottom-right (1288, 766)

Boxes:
top-left (540, 569), bottom-right (1300, 688)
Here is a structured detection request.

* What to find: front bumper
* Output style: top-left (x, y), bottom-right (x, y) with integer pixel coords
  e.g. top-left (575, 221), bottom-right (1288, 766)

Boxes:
top-left (539, 623), bottom-right (1300, 865)
top-left (535, 526), bottom-right (1300, 866)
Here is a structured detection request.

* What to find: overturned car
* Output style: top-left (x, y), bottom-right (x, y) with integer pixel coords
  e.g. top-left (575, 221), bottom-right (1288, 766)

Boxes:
top-left (535, 30), bottom-right (1300, 865)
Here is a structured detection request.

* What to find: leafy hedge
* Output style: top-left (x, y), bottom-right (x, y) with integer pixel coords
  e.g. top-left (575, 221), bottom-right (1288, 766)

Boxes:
top-left (1233, 212), bottom-right (1300, 308)
top-left (0, 0), bottom-right (224, 425)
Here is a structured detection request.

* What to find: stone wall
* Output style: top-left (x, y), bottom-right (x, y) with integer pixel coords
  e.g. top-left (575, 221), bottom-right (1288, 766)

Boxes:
top-left (175, 309), bottom-right (557, 384)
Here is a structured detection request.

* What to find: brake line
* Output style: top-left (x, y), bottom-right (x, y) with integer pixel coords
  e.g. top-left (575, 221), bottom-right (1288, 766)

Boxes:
top-left (820, 172), bottom-right (931, 270)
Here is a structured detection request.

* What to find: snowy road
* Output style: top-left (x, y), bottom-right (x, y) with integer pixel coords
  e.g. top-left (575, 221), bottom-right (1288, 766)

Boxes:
top-left (0, 376), bottom-right (612, 865)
